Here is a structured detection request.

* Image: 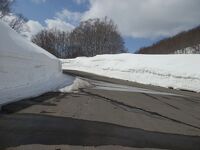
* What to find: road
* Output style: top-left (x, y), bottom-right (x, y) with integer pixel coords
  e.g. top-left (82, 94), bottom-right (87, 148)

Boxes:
top-left (0, 70), bottom-right (200, 150)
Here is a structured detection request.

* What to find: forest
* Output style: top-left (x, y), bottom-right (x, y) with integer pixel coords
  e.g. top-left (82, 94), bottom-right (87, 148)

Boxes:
top-left (137, 26), bottom-right (200, 54)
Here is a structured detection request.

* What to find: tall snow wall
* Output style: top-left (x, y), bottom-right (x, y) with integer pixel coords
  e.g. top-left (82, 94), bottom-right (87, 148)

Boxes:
top-left (0, 21), bottom-right (72, 105)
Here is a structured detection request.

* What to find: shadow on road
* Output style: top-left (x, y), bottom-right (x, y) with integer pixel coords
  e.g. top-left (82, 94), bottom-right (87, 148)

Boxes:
top-left (0, 113), bottom-right (199, 150)
top-left (0, 92), bottom-right (63, 114)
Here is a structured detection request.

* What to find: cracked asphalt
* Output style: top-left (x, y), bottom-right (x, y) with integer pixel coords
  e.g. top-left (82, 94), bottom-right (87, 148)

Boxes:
top-left (0, 70), bottom-right (200, 150)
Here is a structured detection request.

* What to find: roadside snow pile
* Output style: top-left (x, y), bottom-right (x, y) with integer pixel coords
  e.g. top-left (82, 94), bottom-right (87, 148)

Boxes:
top-left (59, 78), bottom-right (91, 93)
top-left (0, 21), bottom-right (74, 105)
top-left (62, 54), bottom-right (200, 92)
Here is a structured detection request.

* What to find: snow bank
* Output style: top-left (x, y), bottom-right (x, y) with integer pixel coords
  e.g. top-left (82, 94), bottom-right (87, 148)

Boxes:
top-left (0, 21), bottom-right (74, 105)
top-left (59, 78), bottom-right (91, 93)
top-left (62, 54), bottom-right (200, 92)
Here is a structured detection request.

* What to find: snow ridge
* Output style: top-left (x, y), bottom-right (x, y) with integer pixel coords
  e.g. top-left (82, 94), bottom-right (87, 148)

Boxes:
top-left (62, 54), bottom-right (200, 92)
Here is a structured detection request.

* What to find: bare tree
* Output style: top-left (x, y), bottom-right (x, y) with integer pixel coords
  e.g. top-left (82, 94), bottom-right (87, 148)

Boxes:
top-left (68, 17), bottom-right (126, 57)
top-left (137, 25), bottom-right (200, 54)
top-left (8, 13), bottom-right (27, 33)
top-left (1, 0), bottom-right (27, 34)
top-left (32, 17), bottom-right (127, 58)
top-left (32, 29), bottom-right (70, 58)
top-left (0, 0), bottom-right (13, 18)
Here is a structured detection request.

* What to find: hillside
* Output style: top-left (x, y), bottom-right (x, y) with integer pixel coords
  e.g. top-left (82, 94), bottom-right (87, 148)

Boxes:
top-left (137, 26), bottom-right (200, 54)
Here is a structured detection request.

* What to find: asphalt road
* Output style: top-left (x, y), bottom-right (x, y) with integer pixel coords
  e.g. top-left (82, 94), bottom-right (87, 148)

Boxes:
top-left (0, 70), bottom-right (200, 150)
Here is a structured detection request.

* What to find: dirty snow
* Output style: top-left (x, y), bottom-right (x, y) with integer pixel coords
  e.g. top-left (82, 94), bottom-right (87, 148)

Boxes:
top-left (59, 78), bottom-right (91, 93)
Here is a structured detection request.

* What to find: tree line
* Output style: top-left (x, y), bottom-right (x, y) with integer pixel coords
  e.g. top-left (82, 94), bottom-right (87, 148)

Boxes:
top-left (136, 25), bottom-right (200, 54)
top-left (1, 0), bottom-right (126, 58)
top-left (32, 17), bottom-right (127, 58)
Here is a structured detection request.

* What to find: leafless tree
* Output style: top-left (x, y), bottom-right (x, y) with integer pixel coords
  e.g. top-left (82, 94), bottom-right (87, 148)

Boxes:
top-left (69, 17), bottom-right (126, 57)
top-left (0, 0), bottom-right (13, 18)
top-left (1, 0), bottom-right (27, 34)
top-left (32, 17), bottom-right (127, 58)
top-left (137, 25), bottom-right (200, 54)
top-left (8, 13), bottom-right (27, 33)
top-left (32, 29), bottom-right (70, 58)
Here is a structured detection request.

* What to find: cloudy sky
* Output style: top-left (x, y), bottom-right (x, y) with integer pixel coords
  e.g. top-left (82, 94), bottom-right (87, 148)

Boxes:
top-left (13, 0), bottom-right (200, 52)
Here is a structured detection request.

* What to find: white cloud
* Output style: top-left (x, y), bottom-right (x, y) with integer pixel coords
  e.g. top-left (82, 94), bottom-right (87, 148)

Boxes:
top-left (24, 8), bottom-right (80, 39)
top-left (21, 7), bottom-right (81, 40)
top-left (9, 0), bottom-right (200, 40)
top-left (82, 0), bottom-right (200, 38)
top-left (56, 8), bottom-right (82, 24)
top-left (31, 0), bottom-right (46, 4)
top-left (24, 18), bottom-right (75, 40)
top-left (22, 20), bottom-right (44, 39)
top-left (26, 20), bottom-right (44, 35)
top-left (2, 14), bottom-right (16, 24)
top-left (73, 0), bottom-right (87, 5)
top-left (45, 19), bottom-right (75, 32)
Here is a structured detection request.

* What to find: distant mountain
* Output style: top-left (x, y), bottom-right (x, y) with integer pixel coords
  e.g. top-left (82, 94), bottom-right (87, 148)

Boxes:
top-left (136, 26), bottom-right (200, 54)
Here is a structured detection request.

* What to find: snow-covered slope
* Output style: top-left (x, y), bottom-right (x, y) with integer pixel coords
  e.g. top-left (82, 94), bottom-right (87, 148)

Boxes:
top-left (174, 44), bottom-right (200, 54)
top-left (0, 21), bottom-right (74, 105)
top-left (62, 54), bottom-right (200, 92)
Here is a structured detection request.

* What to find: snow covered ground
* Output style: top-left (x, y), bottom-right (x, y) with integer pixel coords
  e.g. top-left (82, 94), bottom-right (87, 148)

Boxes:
top-left (62, 54), bottom-right (200, 92)
top-left (0, 21), bottom-right (74, 106)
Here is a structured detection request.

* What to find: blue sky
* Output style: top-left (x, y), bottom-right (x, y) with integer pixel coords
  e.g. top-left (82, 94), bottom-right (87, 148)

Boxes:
top-left (13, 0), bottom-right (88, 24)
top-left (12, 0), bottom-right (200, 53)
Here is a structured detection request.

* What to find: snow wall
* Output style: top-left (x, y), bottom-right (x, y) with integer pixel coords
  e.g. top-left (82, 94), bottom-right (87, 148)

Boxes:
top-left (0, 21), bottom-right (73, 105)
